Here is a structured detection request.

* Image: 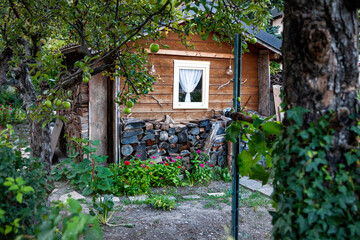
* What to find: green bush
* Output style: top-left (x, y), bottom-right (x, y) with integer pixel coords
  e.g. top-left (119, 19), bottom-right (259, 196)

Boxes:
top-left (0, 146), bottom-right (48, 239)
top-left (146, 194), bottom-right (177, 211)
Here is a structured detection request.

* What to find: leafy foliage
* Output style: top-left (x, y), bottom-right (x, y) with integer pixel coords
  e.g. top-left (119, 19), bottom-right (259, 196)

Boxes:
top-left (91, 195), bottom-right (115, 225)
top-left (36, 198), bottom-right (102, 240)
top-left (0, 146), bottom-right (48, 239)
top-left (271, 108), bottom-right (360, 239)
top-left (52, 138), bottom-right (113, 195)
top-left (226, 113), bottom-right (282, 184)
top-left (185, 150), bottom-right (213, 185)
top-left (146, 195), bottom-right (177, 211)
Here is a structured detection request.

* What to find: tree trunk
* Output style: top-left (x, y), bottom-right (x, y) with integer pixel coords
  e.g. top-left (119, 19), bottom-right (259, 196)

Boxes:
top-left (17, 63), bottom-right (52, 175)
top-left (282, 0), bottom-right (359, 159)
top-left (272, 0), bottom-right (360, 238)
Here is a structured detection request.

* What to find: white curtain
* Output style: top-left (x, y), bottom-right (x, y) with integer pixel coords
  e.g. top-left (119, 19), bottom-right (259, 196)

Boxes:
top-left (179, 69), bottom-right (202, 102)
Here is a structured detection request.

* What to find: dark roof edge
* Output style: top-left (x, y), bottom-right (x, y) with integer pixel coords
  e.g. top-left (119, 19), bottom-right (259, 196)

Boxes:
top-left (243, 24), bottom-right (282, 54)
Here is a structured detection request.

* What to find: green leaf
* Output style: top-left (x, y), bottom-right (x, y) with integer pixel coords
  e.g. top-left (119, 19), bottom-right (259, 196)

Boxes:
top-left (225, 122), bottom-right (242, 143)
top-left (68, 198), bottom-right (82, 214)
top-left (200, 31), bottom-right (210, 41)
top-left (5, 225), bottom-right (12, 235)
top-left (96, 166), bottom-right (113, 178)
top-left (262, 121), bottom-right (282, 136)
top-left (82, 186), bottom-right (93, 196)
top-left (23, 186), bottom-right (35, 193)
top-left (16, 193), bottom-right (23, 203)
top-left (237, 150), bottom-right (255, 176)
top-left (286, 107), bottom-right (309, 126)
top-left (161, 44), bottom-right (170, 49)
top-left (3, 181), bottom-right (12, 187)
top-left (9, 185), bottom-right (19, 191)
top-left (249, 164), bottom-right (270, 185)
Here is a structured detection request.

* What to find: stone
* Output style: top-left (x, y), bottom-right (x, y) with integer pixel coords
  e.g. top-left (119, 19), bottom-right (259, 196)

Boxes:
top-left (174, 124), bottom-right (188, 132)
top-left (182, 156), bottom-right (191, 171)
top-left (177, 131), bottom-right (188, 144)
top-left (159, 142), bottom-right (169, 150)
top-left (178, 174), bottom-right (184, 180)
top-left (59, 191), bottom-right (85, 202)
top-left (217, 154), bottom-right (225, 166)
top-left (121, 145), bottom-right (133, 156)
top-left (168, 128), bottom-right (176, 135)
top-left (121, 135), bottom-right (139, 144)
top-left (207, 192), bottom-right (225, 197)
top-left (134, 141), bottom-right (146, 151)
top-left (168, 135), bottom-right (178, 144)
top-left (123, 128), bottom-right (143, 138)
top-left (180, 150), bottom-right (191, 156)
top-left (142, 134), bottom-right (155, 141)
top-left (189, 127), bottom-right (200, 135)
top-left (146, 138), bottom-right (159, 146)
top-left (160, 122), bottom-right (170, 131)
top-left (145, 122), bottom-right (153, 130)
top-left (159, 131), bottom-right (168, 141)
top-left (146, 145), bottom-right (159, 155)
top-left (128, 195), bottom-right (147, 202)
top-left (179, 142), bottom-right (190, 152)
top-left (153, 122), bottom-right (161, 130)
top-left (214, 135), bottom-right (226, 144)
top-left (149, 155), bottom-right (162, 163)
top-left (168, 143), bottom-right (179, 153)
top-left (200, 132), bottom-right (208, 139)
top-left (135, 150), bottom-right (147, 160)
top-left (217, 127), bottom-right (225, 135)
top-left (98, 196), bottom-right (121, 202)
top-left (123, 118), bottom-right (145, 130)
top-left (185, 122), bottom-right (198, 128)
top-left (199, 119), bottom-right (210, 127)
top-left (145, 129), bottom-right (155, 134)
top-left (182, 195), bottom-right (201, 200)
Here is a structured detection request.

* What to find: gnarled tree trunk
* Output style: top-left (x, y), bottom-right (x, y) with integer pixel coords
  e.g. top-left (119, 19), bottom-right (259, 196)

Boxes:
top-left (272, 0), bottom-right (360, 239)
top-left (17, 63), bottom-right (52, 175)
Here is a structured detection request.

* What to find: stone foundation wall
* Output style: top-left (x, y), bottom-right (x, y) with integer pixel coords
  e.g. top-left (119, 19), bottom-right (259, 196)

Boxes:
top-left (120, 117), bottom-right (231, 168)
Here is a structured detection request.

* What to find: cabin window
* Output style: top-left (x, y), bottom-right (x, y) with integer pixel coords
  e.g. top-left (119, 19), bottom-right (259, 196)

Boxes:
top-left (173, 60), bottom-right (210, 109)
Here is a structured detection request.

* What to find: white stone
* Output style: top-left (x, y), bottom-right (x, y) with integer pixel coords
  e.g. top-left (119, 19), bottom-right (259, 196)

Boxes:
top-left (128, 195), bottom-right (147, 202)
top-left (207, 192), bottom-right (225, 197)
top-left (98, 196), bottom-right (121, 202)
top-left (182, 195), bottom-right (201, 200)
top-left (59, 191), bottom-right (85, 202)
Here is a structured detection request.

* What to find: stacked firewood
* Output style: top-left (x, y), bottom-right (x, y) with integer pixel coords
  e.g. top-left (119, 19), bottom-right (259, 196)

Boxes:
top-left (120, 117), bottom-right (231, 168)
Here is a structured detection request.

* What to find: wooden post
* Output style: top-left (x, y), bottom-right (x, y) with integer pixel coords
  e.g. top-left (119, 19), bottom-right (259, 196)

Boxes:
top-left (258, 50), bottom-right (271, 116)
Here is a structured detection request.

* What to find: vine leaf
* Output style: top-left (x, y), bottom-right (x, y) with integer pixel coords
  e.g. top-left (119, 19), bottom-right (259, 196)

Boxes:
top-left (262, 122), bottom-right (282, 136)
top-left (249, 164), bottom-right (269, 185)
top-left (286, 107), bottom-right (309, 126)
top-left (96, 166), bottom-right (113, 178)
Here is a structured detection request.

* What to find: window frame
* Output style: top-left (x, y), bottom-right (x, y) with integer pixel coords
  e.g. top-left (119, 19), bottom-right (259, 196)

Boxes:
top-left (173, 60), bottom-right (210, 109)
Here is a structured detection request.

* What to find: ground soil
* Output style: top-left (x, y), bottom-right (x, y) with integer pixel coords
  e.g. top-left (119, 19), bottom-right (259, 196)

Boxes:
top-left (52, 181), bottom-right (273, 240)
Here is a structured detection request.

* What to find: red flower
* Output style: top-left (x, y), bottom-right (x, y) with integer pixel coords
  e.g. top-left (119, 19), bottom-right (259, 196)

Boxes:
top-left (177, 166), bottom-right (181, 168)
top-left (124, 161), bottom-right (130, 166)
top-left (165, 163), bottom-right (169, 166)
top-left (210, 164), bottom-right (214, 167)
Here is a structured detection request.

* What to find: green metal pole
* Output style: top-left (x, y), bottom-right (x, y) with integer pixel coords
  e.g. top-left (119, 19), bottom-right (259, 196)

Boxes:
top-left (231, 34), bottom-right (242, 240)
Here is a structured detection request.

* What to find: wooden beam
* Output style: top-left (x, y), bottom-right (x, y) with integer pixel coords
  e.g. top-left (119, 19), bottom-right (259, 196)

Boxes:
top-left (145, 49), bottom-right (234, 59)
top-left (258, 50), bottom-right (271, 116)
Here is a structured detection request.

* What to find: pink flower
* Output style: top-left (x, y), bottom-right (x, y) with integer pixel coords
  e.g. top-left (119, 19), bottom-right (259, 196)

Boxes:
top-left (150, 161), bottom-right (154, 165)
top-left (196, 150), bottom-right (201, 154)
top-left (167, 156), bottom-right (171, 159)
top-left (200, 164), bottom-right (205, 168)
top-left (171, 159), bottom-right (176, 163)
top-left (137, 154), bottom-right (141, 157)
top-left (160, 177), bottom-right (163, 179)
top-left (151, 156), bottom-right (156, 159)
top-left (141, 164), bottom-right (146, 168)
top-left (206, 161), bottom-right (209, 163)
top-left (176, 156), bottom-right (182, 159)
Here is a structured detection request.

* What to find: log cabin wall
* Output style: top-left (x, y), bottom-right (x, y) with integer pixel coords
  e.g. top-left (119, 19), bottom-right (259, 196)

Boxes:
top-left (125, 32), bottom-right (259, 121)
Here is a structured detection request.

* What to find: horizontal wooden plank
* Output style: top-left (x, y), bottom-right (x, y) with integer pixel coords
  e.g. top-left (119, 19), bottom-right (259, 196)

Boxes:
top-left (134, 94), bottom-right (258, 104)
top-left (146, 49), bottom-right (234, 59)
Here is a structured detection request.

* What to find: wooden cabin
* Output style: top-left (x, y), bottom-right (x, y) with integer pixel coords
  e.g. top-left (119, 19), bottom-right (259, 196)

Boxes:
top-left (58, 29), bottom-right (281, 163)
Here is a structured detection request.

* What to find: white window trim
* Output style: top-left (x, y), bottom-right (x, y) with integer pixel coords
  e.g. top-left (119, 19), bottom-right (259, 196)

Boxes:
top-left (173, 60), bottom-right (210, 109)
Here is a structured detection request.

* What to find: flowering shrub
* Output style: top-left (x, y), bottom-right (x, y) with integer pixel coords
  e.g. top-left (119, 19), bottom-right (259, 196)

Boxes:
top-left (110, 156), bottom-right (182, 195)
top-left (0, 104), bottom-right (13, 126)
top-left (185, 150), bottom-right (213, 185)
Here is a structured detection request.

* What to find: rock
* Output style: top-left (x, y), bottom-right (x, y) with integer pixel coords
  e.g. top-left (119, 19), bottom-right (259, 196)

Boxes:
top-left (160, 122), bottom-right (169, 131)
top-left (145, 129), bottom-right (155, 135)
top-left (179, 142), bottom-right (190, 152)
top-left (200, 132), bottom-right (208, 139)
top-left (149, 155), bottom-right (162, 163)
top-left (159, 142), bottom-right (169, 150)
top-left (142, 134), bottom-right (155, 141)
top-left (217, 154), bottom-right (226, 166)
top-left (199, 119), bottom-right (210, 128)
top-left (121, 145), bottom-right (133, 156)
top-left (146, 145), bottom-right (159, 156)
top-left (217, 127), bottom-right (225, 135)
top-left (123, 128), bottom-right (143, 138)
top-left (168, 128), bottom-right (176, 135)
top-left (177, 131), bottom-right (188, 144)
top-left (178, 174), bottom-right (184, 180)
top-left (180, 150), bottom-right (191, 156)
top-left (135, 150), bottom-right (147, 160)
top-left (59, 191), bottom-right (85, 202)
top-left (146, 137), bottom-right (159, 146)
top-left (168, 143), bottom-right (179, 153)
top-left (182, 195), bottom-right (201, 200)
top-left (182, 156), bottom-right (191, 171)
top-left (214, 135), bottom-right (226, 144)
top-left (123, 118), bottom-right (145, 130)
top-left (121, 135), bottom-right (139, 144)
top-left (168, 135), bottom-right (178, 144)
top-left (145, 122), bottom-right (153, 130)
top-left (174, 124), bottom-right (188, 133)
top-left (153, 122), bottom-right (161, 130)
top-left (185, 122), bottom-right (198, 128)
top-left (134, 141), bottom-right (146, 151)
top-left (159, 131), bottom-right (168, 141)
top-left (128, 195), bottom-right (147, 202)
top-left (207, 193), bottom-right (225, 197)
top-left (189, 127), bottom-right (200, 135)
